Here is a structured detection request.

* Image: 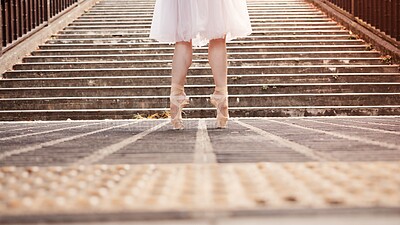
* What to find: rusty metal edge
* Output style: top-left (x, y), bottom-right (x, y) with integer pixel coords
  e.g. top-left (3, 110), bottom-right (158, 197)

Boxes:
top-left (0, 207), bottom-right (399, 224)
top-left (306, 0), bottom-right (400, 64)
top-left (0, 0), bottom-right (99, 76)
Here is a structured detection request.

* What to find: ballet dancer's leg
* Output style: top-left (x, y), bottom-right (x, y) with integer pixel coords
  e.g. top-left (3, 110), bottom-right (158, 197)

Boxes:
top-left (208, 38), bottom-right (229, 128)
top-left (170, 41), bottom-right (193, 129)
top-left (172, 41), bottom-right (193, 86)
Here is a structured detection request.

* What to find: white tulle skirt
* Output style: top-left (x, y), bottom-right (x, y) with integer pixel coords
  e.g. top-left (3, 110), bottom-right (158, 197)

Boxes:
top-left (149, 0), bottom-right (252, 47)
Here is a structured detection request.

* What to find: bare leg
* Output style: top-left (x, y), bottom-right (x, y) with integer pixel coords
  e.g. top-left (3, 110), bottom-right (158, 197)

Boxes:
top-left (208, 38), bottom-right (228, 93)
top-left (172, 41), bottom-right (193, 86)
top-left (170, 41), bottom-right (193, 129)
top-left (208, 38), bottom-right (229, 128)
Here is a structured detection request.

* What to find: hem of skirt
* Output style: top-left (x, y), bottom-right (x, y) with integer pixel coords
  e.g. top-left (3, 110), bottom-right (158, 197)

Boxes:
top-left (149, 30), bottom-right (253, 47)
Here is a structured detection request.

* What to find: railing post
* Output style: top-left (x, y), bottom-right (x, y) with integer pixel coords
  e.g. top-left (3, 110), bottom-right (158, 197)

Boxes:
top-left (351, 0), bottom-right (355, 15)
top-left (46, 0), bottom-right (50, 22)
top-left (0, 2), bottom-right (3, 56)
top-left (396, 0), bottom-right (400, 40)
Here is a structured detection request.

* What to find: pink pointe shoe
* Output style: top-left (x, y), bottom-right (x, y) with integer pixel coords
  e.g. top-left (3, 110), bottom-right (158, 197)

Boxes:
top-left (210, 87), bottom-right (229, 129)
top-left (170, 84), bottom-right (189, 130)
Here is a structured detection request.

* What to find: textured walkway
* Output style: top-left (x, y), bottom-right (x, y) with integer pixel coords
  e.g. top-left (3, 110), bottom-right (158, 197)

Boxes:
top-left (0, 117), bottom-right (400, 224)
top-left (1, 117), bottom-right (400, 166)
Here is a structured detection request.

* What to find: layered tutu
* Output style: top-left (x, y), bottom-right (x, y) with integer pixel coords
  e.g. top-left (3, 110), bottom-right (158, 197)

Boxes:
top-left (150, 0), bottom-right (252, 47)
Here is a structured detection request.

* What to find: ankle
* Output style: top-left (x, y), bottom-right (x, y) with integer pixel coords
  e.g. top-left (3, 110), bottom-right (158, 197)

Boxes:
top-left (171, 83), bottom-right (185, 96)
top-left (213, 86), bottom-right (228, 95)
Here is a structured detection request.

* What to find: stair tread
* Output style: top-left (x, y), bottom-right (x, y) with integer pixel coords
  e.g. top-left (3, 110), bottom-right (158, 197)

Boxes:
top-left (2, 82), bottom-right (399, 90)
top-left (49, 37), bottom-right (361, 43)
top-left (3, 73), bottom-right (399, 81)
top-left (7, 64), bottom-right (399, 72)
top-left (32, 50), bottom-right (375, 54)
top-left (2, 105), bottom-right (399, 112)
top-left (40, 44), bottom-right (363, 48)
top-left (2, 92), bottom-right (400, 101)
top-left (16, 58), bottom-right (384, 65)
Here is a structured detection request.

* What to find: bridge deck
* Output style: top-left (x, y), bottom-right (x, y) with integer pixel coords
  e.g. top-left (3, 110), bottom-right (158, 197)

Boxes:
top-left (1, 117), bottom-right (399, 224)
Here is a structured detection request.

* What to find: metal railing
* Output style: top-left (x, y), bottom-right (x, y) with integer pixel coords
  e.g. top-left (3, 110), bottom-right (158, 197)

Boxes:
top-left (1, 0), bottom-right (82, 56)
top-left (324, 0), bottom-right (400, 41)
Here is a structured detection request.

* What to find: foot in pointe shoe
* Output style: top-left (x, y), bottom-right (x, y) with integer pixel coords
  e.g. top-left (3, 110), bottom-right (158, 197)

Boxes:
top-left (210, 91), bottom-right (229, 129)
top-left (170, 84), bottom-right (189, 130)
top-left (170, 95), bottom-right (189, 130)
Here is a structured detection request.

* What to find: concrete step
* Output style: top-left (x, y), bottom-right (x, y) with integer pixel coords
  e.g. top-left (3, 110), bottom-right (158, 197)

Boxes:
top-left (45, 39), bottom-right (365, 48)
top-left (73, 18), bottom-right (332, 23)
top-left (82, 12), bottom-right (153, 17)
top-left (75, 18), bottom-right (154, 22)
top-left (63, 26), bottom-right (341, 31)
top-left (4, 65), bottom-right (399, 78)
top-left (2, 73), bottom-right (399, 88)
top-left (69, 17), bottom-right (330, 24)
top-left (54, 30), bottom-right (351, 38)
top-left (82, 11), bottom-right (323, 16)
top-left (91, 6), bottom-right (313, 10)
top-left (13, 58), bottom-right (386, 70)
top-left (36, 45), bottom-right (369, 53)
top-left (54, 33), bottom-right (354, 42)
top-left (31, 50), bottom-right (378, 57)
top-left (1, 106), bottom-right (399, 120)
top-left (1, 83), bottom-right (399, 98)
top-left (67, 21), bottom-right (338, 27)
top-left (1, 94), bottom-right (399, 110)
top-left (77, 14), bottom-right (329, 20)
top-left (102, 5), bottom-right (308, 8)
top-left (85, 7), bottom-right (321, 11)
top-left (79, 18), bottom-right (327, 24)
top-left (25, 51), bottom-right (381, 61)
top-left (40, 39), bottom-right (363, 50)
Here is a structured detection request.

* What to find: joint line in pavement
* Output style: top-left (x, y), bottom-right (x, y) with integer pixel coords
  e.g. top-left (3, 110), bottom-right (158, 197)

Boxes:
top-left (0, 121), bottom-right (140, 161)
top-left (73, 121), bottom-right (169, 165)
top-left (0, 122), bottom-right (103, 141)
top-left (0, 123), bottom-right (62, 134)
top-left (235, 120), bottom-right (333, 161)
top-left (335, 118), bottom-right (400, 128)
top-left (303, 119), bottom-right (400, 135)
top-left (269, 119), bottom-right (400, 151)
top-left (194, 119), bottom-right (217, 164)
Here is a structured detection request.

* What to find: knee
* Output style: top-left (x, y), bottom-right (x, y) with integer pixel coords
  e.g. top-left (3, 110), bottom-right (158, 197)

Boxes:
top-left (174, 42), bottom-right (193, 68)
top-left (209, 37), bottom-right (226, 46)
top-left (176, 41), bottom-right (192, 52)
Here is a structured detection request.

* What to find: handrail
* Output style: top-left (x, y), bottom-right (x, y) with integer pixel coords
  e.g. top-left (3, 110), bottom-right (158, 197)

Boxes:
top-left (321, 0), bottom-right (399, 43)
top-left (308, 0), bottom-right (400, 63)
top-left (1, 0), bottom-right (85, 56)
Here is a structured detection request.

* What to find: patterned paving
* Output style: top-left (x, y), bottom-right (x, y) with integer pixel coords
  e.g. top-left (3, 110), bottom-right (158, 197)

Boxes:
top-left (1, 162), bottom-right (399, 223)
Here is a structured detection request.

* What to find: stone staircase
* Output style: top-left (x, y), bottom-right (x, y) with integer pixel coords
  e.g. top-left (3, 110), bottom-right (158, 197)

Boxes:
top-left (1, 0), bottom-right (399, 121)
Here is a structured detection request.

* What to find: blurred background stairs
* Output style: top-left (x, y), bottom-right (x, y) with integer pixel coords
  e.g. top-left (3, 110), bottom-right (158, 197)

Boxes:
top-left (1, 0), bottom-right (399, 121)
